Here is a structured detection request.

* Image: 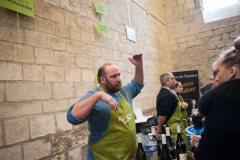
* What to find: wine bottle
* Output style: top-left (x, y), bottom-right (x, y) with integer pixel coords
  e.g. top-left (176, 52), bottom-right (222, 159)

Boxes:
top-left (162, 125), bottom-right (167, 135)
top-left (159, 134), bottom-right (172, 160)
top-left (166, 127), bottom-right (176, 159)
top-left (176, 124), bottom-right (187, 160)
top-left (136, 133), bottom-right (146, 160)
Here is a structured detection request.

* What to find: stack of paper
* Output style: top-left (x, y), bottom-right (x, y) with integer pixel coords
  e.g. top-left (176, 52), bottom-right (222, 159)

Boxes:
top-left (133, 108), bottom-right (152, 123)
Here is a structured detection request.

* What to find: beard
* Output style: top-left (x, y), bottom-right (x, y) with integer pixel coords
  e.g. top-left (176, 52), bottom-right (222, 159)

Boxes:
top-left (105, 78), bottom-right (122, 93)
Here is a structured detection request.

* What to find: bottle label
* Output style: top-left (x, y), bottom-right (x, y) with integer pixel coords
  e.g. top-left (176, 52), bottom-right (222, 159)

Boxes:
top-left (179, 153), bottom-right (187, 160)
top-left (145, 144), bottom-right (158, 152)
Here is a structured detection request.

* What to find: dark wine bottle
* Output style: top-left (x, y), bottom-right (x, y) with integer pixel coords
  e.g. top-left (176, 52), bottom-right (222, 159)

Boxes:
top-left (159, 134), bottom-right (172, 160)
top-left (162, 125), bottom-right (167, 135)
top-left (166, 127), bottom-right (176, 159)
top-left (176, 124), bottom-right (187, 160)
top-left (136, 133), bottom-right (146, 160)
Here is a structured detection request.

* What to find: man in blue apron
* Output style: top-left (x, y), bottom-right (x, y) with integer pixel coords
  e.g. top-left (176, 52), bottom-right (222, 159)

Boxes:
top-left (156, 73), bottom-right (189, 149)
top-left (67, 54), bottom-right (144, 160)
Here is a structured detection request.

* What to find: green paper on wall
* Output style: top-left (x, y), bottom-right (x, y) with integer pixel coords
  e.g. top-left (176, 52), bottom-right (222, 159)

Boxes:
top-left (97, 21), bottom-right (111, 35)
top-left (0, 0), bottom-right (34, 17)
top-left (126, 26), bottom-right (136, 42)
top-left (95, 1), bottom-right (107, 15)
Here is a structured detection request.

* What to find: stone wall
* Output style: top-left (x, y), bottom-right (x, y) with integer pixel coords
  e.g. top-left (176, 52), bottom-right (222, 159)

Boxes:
top-left (164, 0), bottom-right (240, 87)
top-left (0, 0), bottom-right (171, 159)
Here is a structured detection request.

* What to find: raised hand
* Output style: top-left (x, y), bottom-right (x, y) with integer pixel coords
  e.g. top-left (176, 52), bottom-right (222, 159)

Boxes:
top-left (128, 54), bottom-right (143, 66)
top-left (99, 92), bottom-right (119, 112)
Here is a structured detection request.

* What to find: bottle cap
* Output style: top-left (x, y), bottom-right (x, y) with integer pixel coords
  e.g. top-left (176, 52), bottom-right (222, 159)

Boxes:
top-left (166, 127), bottom-right (170, 136)
top-left (151, 126), bottom-right (156, 135)
top-left (177, 124), bottom-right (181, 133)
top-left (161, 134), bottom-right (166, 144)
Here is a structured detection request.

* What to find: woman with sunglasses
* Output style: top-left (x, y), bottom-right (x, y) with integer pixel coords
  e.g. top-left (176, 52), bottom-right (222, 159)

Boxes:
top-left (210, 62), bottom-right (219, 88)
top-left (193, 36), bottom-right (240, 160)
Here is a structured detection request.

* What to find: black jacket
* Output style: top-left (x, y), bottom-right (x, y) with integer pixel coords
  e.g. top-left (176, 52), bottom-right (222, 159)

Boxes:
top-left (194, 79), bottom-right (240, 160)
top-left (156, 88), bottom-right (178, 123)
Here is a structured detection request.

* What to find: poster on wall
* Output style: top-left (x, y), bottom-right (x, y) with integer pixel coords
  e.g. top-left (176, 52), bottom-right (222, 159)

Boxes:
top-left (0, 0), bottom-right (34, 17)
top-left (172, 70), bottom-right (199, 114)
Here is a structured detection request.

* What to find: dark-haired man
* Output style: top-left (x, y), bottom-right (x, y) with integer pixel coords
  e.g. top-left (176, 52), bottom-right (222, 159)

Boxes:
top-left (67, 54), bottom-right (144, 160)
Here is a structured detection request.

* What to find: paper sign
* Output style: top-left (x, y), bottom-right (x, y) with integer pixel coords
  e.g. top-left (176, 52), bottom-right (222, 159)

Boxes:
top-left (126, 26), bottom-right (136, 42)
top-left (0, 0), bottom-right (34, 17)
top-left (95, 1), bottom-right (107, 15)
top-left (97, 21), bottom-right (111, 35)
top-left (133, 108), bottom-right (152, 123)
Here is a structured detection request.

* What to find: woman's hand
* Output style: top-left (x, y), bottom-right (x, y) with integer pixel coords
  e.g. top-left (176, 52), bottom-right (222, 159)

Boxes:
top-left (181, 102), bottom-right (188, 109)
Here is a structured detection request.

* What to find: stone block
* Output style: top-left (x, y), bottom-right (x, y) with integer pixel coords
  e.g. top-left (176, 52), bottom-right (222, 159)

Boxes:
top-left (209, 35), bottom-right (222, 42)
top-left (177, 37), bottom-right (186, 43)
top-left (213, 28), bottom-right (224, 35)
top-left (35, 47), bottom-right (54, 64)
top-left (174, 5), bottom-right (184, 13)
top-left (75, 82), bottom-right (95, 97)
top-left (82, 31), bottom-right (95, 44)
top-left (43, 0), bottom-right (59, 6)
top-left (87, 44), bottom-right (101, 57)
top-left (180, 10), bottom-right (189, 18)
top-left (86, 19), bottom-right (94, 32)
top-left (113, 51), bottom-right (122, 61)
top-left (0, 25), bottom-right (23, 43)
top-left (56, 112), bottom-right (72, 131)
top-left (4, 118), bottom-right (29, 145)
top-left (6, 82), bottom-right (52, 101)
top-left (0, 101), bottom-right (42, 118)
top-left (43, 99), bottom-right (69, 112)
top-left (194, 39), bottom-right (203, 46)
top-left (35, 16), bottom-right (55, 34)
top-left (101, 47), bottom-right (113, 60)
top-left (0, 41), bottom-right (12, 60)
top-left (44, 66), bottom-right (64, 81)
top-left (234, 23), bottom-right (240, 31)
top-left (0, 145), bottom-right (22, 160)
top-left (222, 34), bottom-right (230, 40)
top-left (65, 67), bottom-right (82, 81)
top-left (47, 34), bottom-right (67, 50)
top-left (230, 31), bottom-right (240, 39)
top-left (92, 57), bottom-right (107, 69)
top-left (187, 41), bottom-right (195, 47)
top-left (23, 139), bottom-right (51, 160)
top-left (70, 28), bottom-right (82, 41)
top-left (0, 83), bottom-right (3, 102)
top-left (66, 11), bottom-right (77, 27)
top-left (30, 115), bottom-right (56, 138)
top-left (34, 0), bottom-right (51, 19)
top-left (216, 41), bottom-right (225, 49)
top-left (0, 121), bottom-right (2, 146)
top-left (205, 30), bottom-right (213, 37)
top-left (225, 39), bottom-right (233, 47)
top-left (68, 147), bottom-right (82, 160)
top-left (53, 82), bottom-right (75, 99)
top-left (124, 45), bottom-right (132, 54)
top-left (24, 29), bottom-right (47, 47)
top-left (118, 42), bottom-right (125, 52)
top-left (112, 31), bottom-right (120, 41)
top-left (189, 8), bottom-right (202, 15)
top-left (183, 15), bottom-right (195, 24)
top-left (13, 44), bottom-right (34, 62)
top-left (51, 7), bottom-right (65, 24)
top-left (76, 55), bottom-right (93, 69)
top-left (67, 40), bottom-right (86, 54)
top-left (0, 62), bottom-right (22, 80)
top-left (55, 51), bottom-right (75, 67)
top-left (82, 69), bottom-right (95, 82)
top-left (56, 23), bottom-right (70, 38)
top-left (177, 0), bottom-right (185, 5)
top-left (186, 35), bottom-right (196, 41)
top-left (23, 64), bottom-right (43, 81)
top-left (184, 1), bottom-right (194, 10)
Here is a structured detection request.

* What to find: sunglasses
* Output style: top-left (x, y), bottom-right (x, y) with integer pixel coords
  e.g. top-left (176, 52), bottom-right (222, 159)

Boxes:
top-left (212, 70), bottom-right (218, 77)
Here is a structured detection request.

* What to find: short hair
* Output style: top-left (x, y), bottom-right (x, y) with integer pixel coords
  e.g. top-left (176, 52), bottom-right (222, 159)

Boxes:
top-left (160, 72), bottom-right (172, 86)
top-left (97, 63), bottom-right (113, 83)
top-left (174, 81), bottom-right (181, 88)
top-left (220, 36), bottom-right (240, 69)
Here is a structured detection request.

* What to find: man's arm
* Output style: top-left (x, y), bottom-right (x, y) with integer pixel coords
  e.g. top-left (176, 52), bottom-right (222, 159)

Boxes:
top-left (71, 91), bottom-right (119, 120)
top-left (128, 54), bottom-right (143, 85)
top-left (156, 116), bottom-right (167, 134)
